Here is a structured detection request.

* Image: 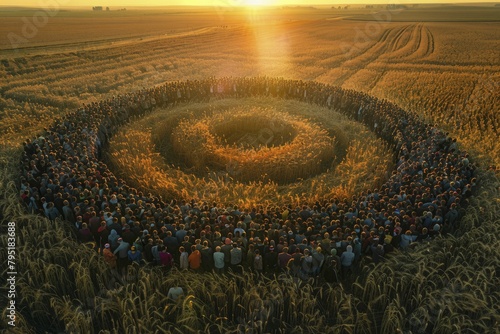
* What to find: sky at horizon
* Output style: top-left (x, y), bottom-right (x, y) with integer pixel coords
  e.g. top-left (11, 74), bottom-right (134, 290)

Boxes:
top-left (1, 0), bottom-right (498, 8)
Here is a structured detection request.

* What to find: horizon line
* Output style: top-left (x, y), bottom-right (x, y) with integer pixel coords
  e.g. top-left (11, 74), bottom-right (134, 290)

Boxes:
top-left (1, 2), bottom-right (500, 8)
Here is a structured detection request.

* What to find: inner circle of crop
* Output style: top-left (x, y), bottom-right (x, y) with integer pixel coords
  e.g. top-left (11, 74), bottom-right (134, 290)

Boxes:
top-left (107, 97), bottom-right (393, 206)
top-left (171, 107), bottom-right (336, 184)
top-left (209, 110), bottom-right (296, 149)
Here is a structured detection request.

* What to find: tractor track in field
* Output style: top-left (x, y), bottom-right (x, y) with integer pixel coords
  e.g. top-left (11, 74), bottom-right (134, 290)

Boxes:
top-left (331, 24), bottom-right (412, 86)
top-left (319, 23), bottom-right (437, 91)
top-left (389, 24), bottom-right (414, 52)
top-left (424, 26), bottom-right (435, 58)
top-left (399, 23), bottom-right (436, 61)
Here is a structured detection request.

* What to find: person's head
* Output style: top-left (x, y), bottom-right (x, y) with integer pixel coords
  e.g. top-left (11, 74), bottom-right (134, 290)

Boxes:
top-left (346, 245), bottom-right (353, 252)
top-left (215, 246), bottom-right (221, 252)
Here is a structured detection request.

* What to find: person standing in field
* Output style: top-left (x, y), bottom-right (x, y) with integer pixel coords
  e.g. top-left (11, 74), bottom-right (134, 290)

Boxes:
top-left (102, 243), bottom-right (116, 269)
top-left (108, 229), bottom-right (119, 251)
top-left (311, 247), bottom-right (325, 276)
top-left (213, 246), bottom-right (225, 274)
top-left (340, 245), bottom-right (355, 279)
top-left (179, 246), bottom-right (189, 270)
top-left (128, 246), bottom-right (142, 265)
top-left (167, 286), bottom-right (184, 301)
top-left (79, 223), bottom-right (93, 243)
top-left (230, 242), bottom-right (243, 273)
top-left (88, 211), bottom-right (101, 245)
top-left (254, 249), bottom-right (263, 275)
top-left (322, 249), bottom-right (341, 283)
top-left (62, 199), bottom-right (76, 224)
top-left (159, 246), bottom-right (174, 271)
top-left (113, 237), bottom-right (130, 276)
top-left (221, 238), bottom-right (233, 269)
top-left (246, 244), bottom-right (255, 270)
top-left (200, 240), bottom-right (214, 272)
top-left (289, 248), bottom-right (303, 277)
top-left (98, 221), bottom-right (110, 252)
top-left (188, 245), bottom-right (202, 271)
top-left (278, 247), bottom-right (292, 272)
top-left (264, 245), bottom-right (278, 273)
top-left (151, 240), bottom-right (163, 266)
top-left (301, 249), bottom-right (314, 278)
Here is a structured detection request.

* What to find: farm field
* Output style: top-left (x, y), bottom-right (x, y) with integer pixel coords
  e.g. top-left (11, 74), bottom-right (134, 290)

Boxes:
top-left (1, 5), bottom-right (499, 165)
top-left (0, 3), bottom-right (499, 333)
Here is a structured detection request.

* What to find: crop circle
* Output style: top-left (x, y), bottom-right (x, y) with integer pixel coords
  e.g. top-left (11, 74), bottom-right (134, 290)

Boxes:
top-left (106, 97), bottom-right (393, 206)
top-left (171, 107), bottom-right (336, 184)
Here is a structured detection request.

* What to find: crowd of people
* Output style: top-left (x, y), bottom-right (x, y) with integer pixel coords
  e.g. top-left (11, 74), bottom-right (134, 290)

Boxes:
top-left (19, 77), bottom-right (477, 281)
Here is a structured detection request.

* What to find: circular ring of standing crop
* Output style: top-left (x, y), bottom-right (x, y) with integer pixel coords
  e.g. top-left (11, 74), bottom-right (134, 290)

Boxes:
top-left (171, 107), bottom-right (335, 184)
top-left (107, 97), bottom-right (393, 206)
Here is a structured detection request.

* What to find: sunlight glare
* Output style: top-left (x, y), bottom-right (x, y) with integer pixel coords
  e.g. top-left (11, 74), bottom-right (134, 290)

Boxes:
top-left (243, 0), bottom-right (271, 6)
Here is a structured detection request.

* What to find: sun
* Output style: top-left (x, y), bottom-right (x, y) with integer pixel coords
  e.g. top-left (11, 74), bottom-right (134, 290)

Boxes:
top-left (242, 0), bottom-right (271, 6)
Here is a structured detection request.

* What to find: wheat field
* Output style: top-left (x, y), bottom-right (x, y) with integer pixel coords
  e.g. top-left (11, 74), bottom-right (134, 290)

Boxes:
top-left (1, 4), bottom-right (499, 333)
